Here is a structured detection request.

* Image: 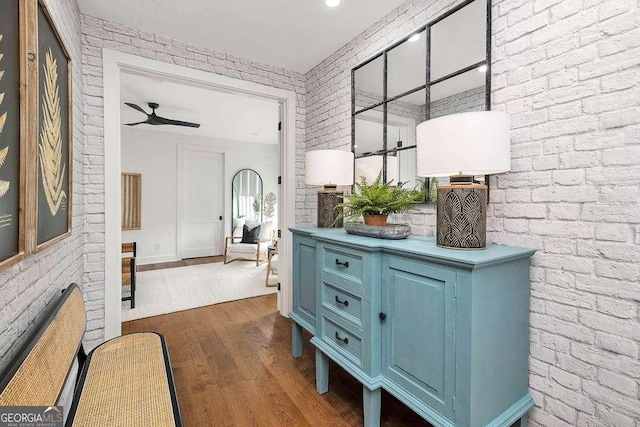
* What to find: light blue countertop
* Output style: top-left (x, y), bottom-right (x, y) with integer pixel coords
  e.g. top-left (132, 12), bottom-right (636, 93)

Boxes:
top-left (289, 227), bottom-right (535, 269)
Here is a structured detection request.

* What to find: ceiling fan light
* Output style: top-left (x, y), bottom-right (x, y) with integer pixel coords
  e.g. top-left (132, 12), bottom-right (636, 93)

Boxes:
top-left (325, 0), bottom-right (340, 8)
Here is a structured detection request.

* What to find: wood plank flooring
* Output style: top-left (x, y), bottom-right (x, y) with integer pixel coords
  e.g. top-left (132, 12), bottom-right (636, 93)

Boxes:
top-left (122, 294), bottom-right (432, 426)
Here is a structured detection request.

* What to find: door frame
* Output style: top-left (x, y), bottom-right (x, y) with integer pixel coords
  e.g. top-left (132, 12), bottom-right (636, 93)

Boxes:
top-left (176, 144), bottom-right (226, 259)
top-left (103, 49), bottom-right (296, 339)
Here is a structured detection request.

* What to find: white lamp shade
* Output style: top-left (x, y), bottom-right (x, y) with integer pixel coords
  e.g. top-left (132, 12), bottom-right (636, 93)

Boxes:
top-left (355, 155), bottom-right (399, 184)
top-left (416, 111), bottom-right (511, 177)
top-left (305, 149), bottom-right (355, 186)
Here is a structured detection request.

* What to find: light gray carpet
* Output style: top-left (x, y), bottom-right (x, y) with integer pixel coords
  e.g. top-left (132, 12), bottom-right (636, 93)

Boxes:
top-left (122, 261), bottom-right (277, 321)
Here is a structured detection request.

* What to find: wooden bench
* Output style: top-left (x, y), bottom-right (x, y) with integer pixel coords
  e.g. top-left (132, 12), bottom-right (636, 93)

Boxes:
top-left (0, 284), bottom-right (182, 427)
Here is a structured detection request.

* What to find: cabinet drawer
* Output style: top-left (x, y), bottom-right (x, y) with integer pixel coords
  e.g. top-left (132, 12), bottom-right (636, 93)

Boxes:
top-left (321, 244), bottom-right (368, 286)
top-left (321, 315), bottom-right (363, 367)
top-left (321, 281), bottom-right (363, 328)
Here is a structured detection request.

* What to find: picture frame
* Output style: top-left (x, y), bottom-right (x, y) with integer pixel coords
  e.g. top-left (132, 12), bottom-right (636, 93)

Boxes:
top-left (34, 0), bottom-right (72, 252)
top-left (121, 173), bottom-right (141, 230)
top-left (0, 0), bottom-right (28, 272)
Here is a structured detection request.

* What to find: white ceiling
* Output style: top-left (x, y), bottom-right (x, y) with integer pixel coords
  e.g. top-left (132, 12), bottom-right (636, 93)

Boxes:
top-left (120, 72), bottom-right (280, 144)
top-left (77, 0), bottom-right (407, 73)
top-left (355, 0), bottom-right (486, 104)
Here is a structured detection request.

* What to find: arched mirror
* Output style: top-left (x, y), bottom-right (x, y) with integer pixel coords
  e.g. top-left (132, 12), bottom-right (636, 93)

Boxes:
top-left (231, 169), bottom-right (263, 230)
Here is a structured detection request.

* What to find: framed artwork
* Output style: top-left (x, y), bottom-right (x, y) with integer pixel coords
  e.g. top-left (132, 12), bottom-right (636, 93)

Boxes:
top-left (0, 0), bottom-right (27, 271)
top-left (121, 173), bottom-right (141, 230)
top-left (35, 0), bottom-right (72, 251)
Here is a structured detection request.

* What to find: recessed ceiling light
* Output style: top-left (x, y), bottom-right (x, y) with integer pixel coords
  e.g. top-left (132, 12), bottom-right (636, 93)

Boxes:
top-left (477, 64), bottom-right (488, 73)
top-left (408, 34), bottom-right (420, 42)
top-left (325, 0), bottom-right (340, 8)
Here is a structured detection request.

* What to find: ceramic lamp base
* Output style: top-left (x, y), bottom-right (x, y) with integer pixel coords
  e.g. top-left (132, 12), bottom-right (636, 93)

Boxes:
top-left (317, 189), bottom-right (343, 228)
top-left (436, 183), bottom-right (487, 250)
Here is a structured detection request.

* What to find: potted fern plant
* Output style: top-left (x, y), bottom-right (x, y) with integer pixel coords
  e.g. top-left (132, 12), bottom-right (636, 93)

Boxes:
top-left (336, 173), bottom-right (424, 227)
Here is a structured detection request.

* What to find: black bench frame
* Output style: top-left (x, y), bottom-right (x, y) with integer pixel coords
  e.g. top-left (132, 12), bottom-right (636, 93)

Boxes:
top-left (0, 284), bottom-right (182, 427)
top-left (0, 284), bottom-right (86, 400)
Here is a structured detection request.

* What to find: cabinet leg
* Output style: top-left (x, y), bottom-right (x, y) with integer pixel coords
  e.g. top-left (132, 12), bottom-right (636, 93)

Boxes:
top-left (363, 387), bottom-right (381, 427)
top-left (315, 349), bottom-right (329, 394)
top-left (292, 322), bottom-right (303, 358)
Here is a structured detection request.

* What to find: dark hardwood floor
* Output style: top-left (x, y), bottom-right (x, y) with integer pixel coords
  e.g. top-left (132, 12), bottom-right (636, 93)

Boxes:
top-left (138, 256), bottom-right (224, 272)
top-left (122, 294), bottom-right (432, 426)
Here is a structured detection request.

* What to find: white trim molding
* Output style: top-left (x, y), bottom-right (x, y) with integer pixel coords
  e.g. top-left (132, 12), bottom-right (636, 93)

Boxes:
top-left (103, 49), bottom-right (296, 340)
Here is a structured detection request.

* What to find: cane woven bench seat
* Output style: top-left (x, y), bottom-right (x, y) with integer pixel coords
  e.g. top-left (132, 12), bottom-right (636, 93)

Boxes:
top-left (0, 286), bottom-right (86, 407)
top-left (0, 284), bottom-right (182, 427)
top-left (68, 333), bottom-right (177, 427)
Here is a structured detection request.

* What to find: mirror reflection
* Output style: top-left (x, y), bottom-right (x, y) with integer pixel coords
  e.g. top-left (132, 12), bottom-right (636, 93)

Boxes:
top-left (430, 69), bottom-right (486, 118)
top-left (354, 113), bottom-right (384, 156)
top-left (354, 54), bottom-right (384, 111)
top-left (387, 30), bottom-right (427, 98)
top-left (351, 0), bottom-right (490, 202)
top-left (232, 169), bottom-right (263, 225)
top-left (430, 0), bottom-right (487, 80)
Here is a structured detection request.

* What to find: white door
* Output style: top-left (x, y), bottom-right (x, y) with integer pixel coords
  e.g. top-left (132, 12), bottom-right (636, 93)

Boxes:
top-left (179, 148), bottom-right (224, 258)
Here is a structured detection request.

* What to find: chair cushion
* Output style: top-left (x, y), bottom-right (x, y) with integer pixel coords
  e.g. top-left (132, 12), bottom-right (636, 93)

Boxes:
top-left (246, 220), bottom-right (273, 242)
top-left (228, 243), bottom-right (261, 254)
top-left (241, 224), bottom-right (261, 244)
top-left (232, 217), bottom-right (245, 237)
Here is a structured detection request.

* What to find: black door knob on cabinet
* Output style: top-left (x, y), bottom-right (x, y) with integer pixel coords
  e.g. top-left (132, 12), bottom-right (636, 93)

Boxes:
top-left (379, 312), bottom-right (387, 320)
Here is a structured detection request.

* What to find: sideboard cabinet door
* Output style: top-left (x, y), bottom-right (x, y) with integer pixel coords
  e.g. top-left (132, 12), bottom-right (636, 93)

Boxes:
top-left (293, 235), bottom-right (317, 332)
top-left (381, 256), bottom-right (457, 422)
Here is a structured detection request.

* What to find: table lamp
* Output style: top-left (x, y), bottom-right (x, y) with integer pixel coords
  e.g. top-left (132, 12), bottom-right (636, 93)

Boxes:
top-left (306, 150), bottom-right (354, 228)
top-left (416, 111), bottom-right (510, 249)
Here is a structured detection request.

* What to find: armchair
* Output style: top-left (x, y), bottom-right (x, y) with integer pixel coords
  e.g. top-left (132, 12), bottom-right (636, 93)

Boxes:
top-left (223, 236), bottom-right (269, 266)
top-left (224, 220), bottom-right (275, 266)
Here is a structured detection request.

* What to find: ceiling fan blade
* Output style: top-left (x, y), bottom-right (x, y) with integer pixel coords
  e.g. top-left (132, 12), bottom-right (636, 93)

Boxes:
top-left (125, 102), bottom-right (149, 115)
top-left (124, 121), bottom-right (148, 126)
top-left (152, 115), bottom-right (201, 128)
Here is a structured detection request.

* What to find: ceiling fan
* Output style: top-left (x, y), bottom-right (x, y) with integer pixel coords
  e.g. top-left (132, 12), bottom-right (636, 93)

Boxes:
top-left (124, 102), bottom-right (201, 128)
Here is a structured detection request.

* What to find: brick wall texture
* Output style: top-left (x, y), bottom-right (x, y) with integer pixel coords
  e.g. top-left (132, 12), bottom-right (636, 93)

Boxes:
top-left (78, 14), bottom-right (307, 349)
top-left (0, 0), bottom-right (85, 371)
top-left (0, 0), bottom-right (638, 425)
top-left (304, 0), bottom-right (640, 426)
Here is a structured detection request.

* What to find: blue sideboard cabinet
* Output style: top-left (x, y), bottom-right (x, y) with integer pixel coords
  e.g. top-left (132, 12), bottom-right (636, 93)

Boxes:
top-left (290, 227), bottom-right (536, 427)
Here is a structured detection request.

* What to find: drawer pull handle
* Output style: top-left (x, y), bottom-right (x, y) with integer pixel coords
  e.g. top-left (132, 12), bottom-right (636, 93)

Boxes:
top-left (335, 259), bottom-right (349, 268)
top-left (379, 312), bottom-right (387, 320)
top-left (334, 331), bottom-right (349, 344)
top-left (335, 296), bottom-right (349, 307)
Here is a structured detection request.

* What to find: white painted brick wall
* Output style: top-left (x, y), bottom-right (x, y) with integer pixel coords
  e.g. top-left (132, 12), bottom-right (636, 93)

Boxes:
top-left (304, 0), bottom-right (640, 425)
top-left (0, 0), bottom-right (85, 371)
top-left (79, 14), bottom-right (307, 346)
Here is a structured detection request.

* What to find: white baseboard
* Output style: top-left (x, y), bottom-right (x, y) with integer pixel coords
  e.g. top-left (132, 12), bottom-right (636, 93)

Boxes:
top-left (136, 254), bottom-right (181, 265)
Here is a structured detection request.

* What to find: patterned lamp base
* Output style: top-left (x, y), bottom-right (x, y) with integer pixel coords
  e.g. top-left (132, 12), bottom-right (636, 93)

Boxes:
top-left (317, 189), bottom-right (343, 228)
top-left (436, 183), bottom-right (487, 250)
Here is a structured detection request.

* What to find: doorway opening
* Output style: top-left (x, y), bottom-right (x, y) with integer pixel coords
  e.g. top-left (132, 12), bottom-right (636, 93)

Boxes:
top-left (104, 50), bottom-right (295, 339)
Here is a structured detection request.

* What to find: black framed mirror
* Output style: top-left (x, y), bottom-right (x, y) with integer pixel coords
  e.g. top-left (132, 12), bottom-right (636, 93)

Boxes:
top-left (351, 0), bottom-right (491, 202)
top-left (231, 169), bottom-right (263, 231)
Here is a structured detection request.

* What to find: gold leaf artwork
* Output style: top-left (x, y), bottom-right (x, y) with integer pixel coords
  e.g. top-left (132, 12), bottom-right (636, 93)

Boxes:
top-left (0, 34), bottom-right (10, 199)
top-left (39, 47), bottom-right (66, 216)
